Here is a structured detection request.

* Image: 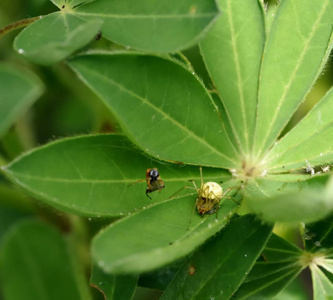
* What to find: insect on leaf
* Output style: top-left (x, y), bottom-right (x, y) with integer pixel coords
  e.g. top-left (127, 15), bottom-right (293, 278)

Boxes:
top-left (2, 134), bottom-right (231, 217)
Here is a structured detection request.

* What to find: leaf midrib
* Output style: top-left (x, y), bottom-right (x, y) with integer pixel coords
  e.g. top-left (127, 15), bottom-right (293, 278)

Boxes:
top-left (225, 0), bottom-right (248, 155)
top-left (74, 11), bottom-right (216, 19)
top-left (191, 223), bottom-right (268, 299)
top-left (74, 64), bottom-right (239, 166)
top-left (6, 170), bottom-right (225, 184)
top-left (240, 268), bottom-right (301, 299)
top-left (255, 0), bottom-right (330, 158)
top-left (265, 120), bottom-right (333, 169)
top-left (266, 122), bottom-right (333, 171)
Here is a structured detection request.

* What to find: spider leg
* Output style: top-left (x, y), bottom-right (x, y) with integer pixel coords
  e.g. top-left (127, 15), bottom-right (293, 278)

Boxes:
top-left (168, 181), bottom-right (197, 199)
top-left (222, 185), bottom-right (242, 196)
top-left (222, 185), bottom-right (243, 204)
top-left (199, 166), bottom-right (203, 186)
top-left (223, 196), bottom-right (240, 205)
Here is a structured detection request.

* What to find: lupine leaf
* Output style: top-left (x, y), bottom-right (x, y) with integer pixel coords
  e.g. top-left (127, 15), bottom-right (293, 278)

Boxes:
top-left (74, 0), bottom-right (220, 53)
top-left (13, 12), bottom-right (102, 65)
top-left (2, 134), bottom-right (231, 217)
top-left (0, 64), bottom-right (43, 137)
top-left (68, 53), bottom-right (240, 168)
top-left (253, 0), bottom-right (333, 158)
top-left (200, 0), bottom-right (265, 155)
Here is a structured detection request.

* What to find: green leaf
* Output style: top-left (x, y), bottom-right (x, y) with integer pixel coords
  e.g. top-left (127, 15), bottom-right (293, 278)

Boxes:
top-left (13, 12), bottom-right (102, 65)
top-left (264, 87), bottom-right (333, 173)
top-left (2, 134), bottom-right (231, 217)
top-left (265, 174), bottom-right (313, 182)
top-left (74, 0), bottom-right (220, 53)
top-left (302, 215), bottom-right (333, 253)
top-left (50, 0), bottom-right (95, 10)
top-left (92, 193), bottom-right (239, 274)
top-left (161, 214), bottom-right (272, 300)
top-left (91, 263), bottom-right (137, 300)
top-left (302, 216), bottom-right (333, 299)
top-left (0, 184), bottom-right (35, 243)
top-left (326, 175), bottom-right (333, 199)
top-left (200, 0), bottom-right (265, 155)
top-left (235, 234), bottom-right (304, 299)
top-left (68, 53), bottom-right (239, 168)
top-left (253, 0), bottom-right (333, 158)
top-left (310, 264), bottom-right (333, 300)
top-left (245, 175), bottom-right (330, 199)
top-left (0, 220), bottom-right (91, 300)
top-left (272, 277), bottom-right (310, 300)
top-left (0, 64), bottom-right (43, 137)
top-left (266, 2), bottom-right (279, 34)
top-left (138, 263), bottom-right (183, 291)
top-left (245, 177), bottom-right (332, 223)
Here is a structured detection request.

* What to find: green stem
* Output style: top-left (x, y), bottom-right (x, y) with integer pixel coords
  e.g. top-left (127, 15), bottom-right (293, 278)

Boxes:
top-left (0, 16), bottom-right (43, 39)
top-left (0, 154), bottom-right (7, 167)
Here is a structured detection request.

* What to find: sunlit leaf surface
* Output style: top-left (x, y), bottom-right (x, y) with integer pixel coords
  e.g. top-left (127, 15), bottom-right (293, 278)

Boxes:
top-left (74, 0), bottom-right (220, 52)
top-left (200, 0), bottom-right (265, 155)
top-left (2, 134), bottom-right (231, 217)
top-left (253, 0), bottom-right (333, 158)
top-left (69, 53), bottom-right (239, 168)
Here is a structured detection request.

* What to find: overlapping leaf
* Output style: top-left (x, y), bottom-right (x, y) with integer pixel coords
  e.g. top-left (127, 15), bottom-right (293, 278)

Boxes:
top-left (2, 134), bottom-right (231, 217)
top-left (310, 264), bottom-right (333, 300)
top-left (302, 215), bottom-right (333, 299)
top-left (161, 215), bottom-right (272, 300)
top-left (200, 0), bottom-right (265, 155)
top-left (91, 263), bottom-right (138, 300)
top-left (0, 64), bottom-right (43, 137)
top-left (0, 184), bottom-right (35, 243)
top-left (74, 0), bottom-right (220, 53)
top-left (303, 215), bottom-right (333, 253)
top-left (0, 221), bottom-right (91, 300)
top-left (235, 234), bottom-right (304, 299)
top-left (14, 12), bottom-right (102, 65)
top-left (253, 0), bottom-right (333, 158)
top-left (264, 87), bottom-right (333, 173)
top-left (68, 53), bottom-right (239, 168)
top-left (245, 176), bottom-right (332, 223)
top-left (92, 195), bottom-right (239, 274)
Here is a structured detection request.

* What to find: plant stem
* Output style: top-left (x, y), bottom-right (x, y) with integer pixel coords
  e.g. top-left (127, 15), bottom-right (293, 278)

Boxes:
top-left (0, 16), bottom-right (43, 39)
top-left (0, 154), bottom-right (7, 167)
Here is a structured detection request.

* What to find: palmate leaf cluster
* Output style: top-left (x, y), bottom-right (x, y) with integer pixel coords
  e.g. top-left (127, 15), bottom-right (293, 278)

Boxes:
top-left (0, 0), bottom-right (333, 299)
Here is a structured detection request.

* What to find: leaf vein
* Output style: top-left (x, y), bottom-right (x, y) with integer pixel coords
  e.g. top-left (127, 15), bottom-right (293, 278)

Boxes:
top-left (81, 66), bottom-right (238, 165)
